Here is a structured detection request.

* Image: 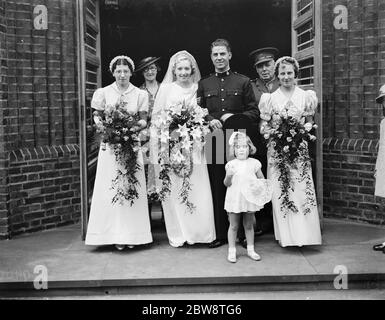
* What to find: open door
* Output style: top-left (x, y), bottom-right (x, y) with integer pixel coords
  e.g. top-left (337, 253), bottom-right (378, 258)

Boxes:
top-left (77, 0), bottom-right (101, 240)
top-left (292, 0), bottom-right (323, 225)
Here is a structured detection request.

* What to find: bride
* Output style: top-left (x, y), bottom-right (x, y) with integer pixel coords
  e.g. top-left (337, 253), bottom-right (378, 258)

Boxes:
top-left (150, 50), bottom-right (216, 247)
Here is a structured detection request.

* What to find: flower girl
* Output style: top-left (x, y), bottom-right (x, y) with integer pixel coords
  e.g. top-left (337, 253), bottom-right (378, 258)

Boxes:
top-left (224, 132), bottom-right (272, 263)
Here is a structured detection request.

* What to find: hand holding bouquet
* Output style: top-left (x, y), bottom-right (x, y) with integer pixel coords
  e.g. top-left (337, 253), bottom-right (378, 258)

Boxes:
top-left (261, 102), bottom-right (318, 216)
top-left (93, 98), bottom-right (145, 205)
top-left (152, 100), bottom-right (210, 213)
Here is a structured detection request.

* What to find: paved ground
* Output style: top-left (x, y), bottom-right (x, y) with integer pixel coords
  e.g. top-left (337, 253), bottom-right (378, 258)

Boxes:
top-left (0, 214), bottom-right (385, 299)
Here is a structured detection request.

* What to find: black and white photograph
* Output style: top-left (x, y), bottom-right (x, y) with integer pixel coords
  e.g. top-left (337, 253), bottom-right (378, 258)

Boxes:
top-left (0, 0), bottom-right (385, 304)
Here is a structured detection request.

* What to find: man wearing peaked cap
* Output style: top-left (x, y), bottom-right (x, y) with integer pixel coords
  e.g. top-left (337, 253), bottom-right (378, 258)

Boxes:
top-left (249, 47), bottom-right (280, 104)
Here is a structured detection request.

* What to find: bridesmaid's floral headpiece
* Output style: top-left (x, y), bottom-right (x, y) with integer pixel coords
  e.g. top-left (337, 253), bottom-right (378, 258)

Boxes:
top-left (109, 55), bottom-right (135, 73)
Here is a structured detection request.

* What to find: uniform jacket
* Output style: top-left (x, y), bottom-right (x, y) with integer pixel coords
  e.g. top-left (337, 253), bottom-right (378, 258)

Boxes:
top-left (251, 77), bottom-right (280, 105)
top-left (197, 70), bottom-right (259, 123)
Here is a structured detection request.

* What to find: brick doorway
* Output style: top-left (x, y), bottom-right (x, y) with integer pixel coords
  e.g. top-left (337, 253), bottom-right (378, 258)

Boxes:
top-left (81, 0), bottom-right (326, 237)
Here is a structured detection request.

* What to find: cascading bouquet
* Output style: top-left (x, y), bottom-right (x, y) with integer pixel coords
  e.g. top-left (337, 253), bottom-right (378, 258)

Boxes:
top-left (93, 98), bottom-right (143, 205)
top-left (261, 101), bottom-right (318, 217)
top-left (152, 100), bottom-right (210, 214)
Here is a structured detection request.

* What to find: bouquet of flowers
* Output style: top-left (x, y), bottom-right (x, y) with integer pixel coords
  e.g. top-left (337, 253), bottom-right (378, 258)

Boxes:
top-left (261, 101), bottom-right (318, 216)
top-left (152, 100), bottom-right (210, 213)
top-left (93, 98), bottom-right (143, 206)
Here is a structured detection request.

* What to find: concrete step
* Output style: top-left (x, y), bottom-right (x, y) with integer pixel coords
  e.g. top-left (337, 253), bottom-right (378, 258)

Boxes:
top-left (1, 273), bottom-right (385, 298)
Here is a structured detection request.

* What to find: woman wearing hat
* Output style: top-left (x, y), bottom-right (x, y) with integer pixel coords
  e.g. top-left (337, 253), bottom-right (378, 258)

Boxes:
top-left (136, 57), bottom-right (163, 217)
top-left (136, 56), bottom-right (162, 118)
top-left (85, 55), bottom-right (153, 250)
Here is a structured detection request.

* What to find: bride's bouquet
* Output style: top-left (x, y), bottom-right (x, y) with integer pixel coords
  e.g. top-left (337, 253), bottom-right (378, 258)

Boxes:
top-left (93, 99), bottom-right (143, 205)
top-left (261, 101), bottom-right (318, 216)
top-left (152, 100), bottom-right (210, 213)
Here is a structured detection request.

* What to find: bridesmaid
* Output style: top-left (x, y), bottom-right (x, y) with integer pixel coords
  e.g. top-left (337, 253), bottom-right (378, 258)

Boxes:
top-left (85, 55), bottom-right (153, 250)
top-left (259, 56), bottom-right (322, 247)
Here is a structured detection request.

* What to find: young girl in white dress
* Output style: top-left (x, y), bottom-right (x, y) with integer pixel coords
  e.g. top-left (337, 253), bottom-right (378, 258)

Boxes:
top-left (224, 132), bottom-right (272, 263)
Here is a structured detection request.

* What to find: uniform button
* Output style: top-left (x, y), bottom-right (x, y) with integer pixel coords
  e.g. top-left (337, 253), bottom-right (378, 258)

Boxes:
top-left (221, 98), bottom-right (225, 101)
top-left (222, 109), bottom-right (225, 111)
top-left (221, 79), bottom-right (224, 82)
top-left (221, 88), bottom-right (224, 91)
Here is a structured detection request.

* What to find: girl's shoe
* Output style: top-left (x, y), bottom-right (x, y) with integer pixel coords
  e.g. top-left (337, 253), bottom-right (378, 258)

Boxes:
top-left (227, 250), bottom-right (237, 263)
top-left (115, 244), bottom-right (125, 251)
top-left (373, 243), bottom-right (385, 251)
top-left (247, 250), bottom-right (261, 261)
top-left (127, 245), bottom-right (134, 249)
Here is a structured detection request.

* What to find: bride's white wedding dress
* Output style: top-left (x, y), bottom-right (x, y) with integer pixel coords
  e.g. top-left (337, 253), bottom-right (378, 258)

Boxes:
top-left (151, 81), bottom-right (216, 247)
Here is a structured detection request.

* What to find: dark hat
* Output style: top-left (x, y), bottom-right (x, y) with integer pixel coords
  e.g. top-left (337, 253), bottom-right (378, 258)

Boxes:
top-left (135, 56), bottom-right (161, 73)
top-left (375, 84), bottom-right (385, 104)
top-left (249, 47), bottom-right (279, 67)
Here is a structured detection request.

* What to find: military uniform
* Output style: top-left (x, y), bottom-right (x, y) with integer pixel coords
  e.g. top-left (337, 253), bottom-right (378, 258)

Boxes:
top-left (197, 70), bottom-right (260, 242)
top-left (197, 70), bottom-right (259, 122)
top-left (236, 47), bottom-right (280, 240)
top-left (247, 76), bottom-right (280, 237)
top-left (251, 77), bottom-right (280, 105)
top-left (249, 77), bottom-right (279, 170)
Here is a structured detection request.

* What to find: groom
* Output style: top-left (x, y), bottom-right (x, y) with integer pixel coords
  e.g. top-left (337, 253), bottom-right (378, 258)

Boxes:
top-left (197, 39), bottom-right (260, 248)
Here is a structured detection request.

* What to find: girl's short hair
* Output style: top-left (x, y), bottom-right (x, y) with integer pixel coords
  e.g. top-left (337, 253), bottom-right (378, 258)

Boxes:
top-left (228, 131), bottom-right (256, 158)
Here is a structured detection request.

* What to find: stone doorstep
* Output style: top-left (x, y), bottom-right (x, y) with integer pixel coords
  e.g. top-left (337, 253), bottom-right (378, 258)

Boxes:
top-left (1, 273), bottom-right (385, 298)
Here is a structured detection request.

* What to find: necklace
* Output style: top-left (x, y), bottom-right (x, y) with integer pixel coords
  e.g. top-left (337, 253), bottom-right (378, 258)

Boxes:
top-left (145, 81), bottom-right (159, 96)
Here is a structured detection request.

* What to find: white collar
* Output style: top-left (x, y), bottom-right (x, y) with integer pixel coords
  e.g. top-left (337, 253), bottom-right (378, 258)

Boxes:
top-left (111, 82), bottom-right (134, 95)
top-left (277, 85), bottom-right (300, 100)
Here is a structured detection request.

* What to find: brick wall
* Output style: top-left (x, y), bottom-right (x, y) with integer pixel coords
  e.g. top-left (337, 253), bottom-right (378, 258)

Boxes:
top-left (8, 145), bottom-right (80, 236)
top-left (0, 0), bottom-right (9, 239)
top-left (5, 0), bottom-right (79, 150)
top-left (0, 0), bottom-right (81, 238)
top-left (323, 138), bottom-right (385, 224)
top-left (322, 0), bottom-right (385, 224)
